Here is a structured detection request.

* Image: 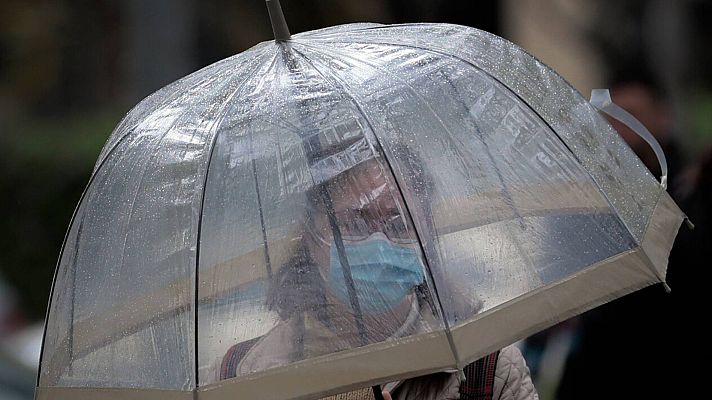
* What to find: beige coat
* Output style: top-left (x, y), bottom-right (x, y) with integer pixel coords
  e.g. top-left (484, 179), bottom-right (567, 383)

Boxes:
top-left (383, 345), bottom-right (539, 400)
top-left (320, 345), bottom-right (538, 400)
top-left (221, 292), bottom-right (539, 400)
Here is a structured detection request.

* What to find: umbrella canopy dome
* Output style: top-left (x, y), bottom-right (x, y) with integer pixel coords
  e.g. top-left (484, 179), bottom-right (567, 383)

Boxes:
top-left (37, 23), bottom-right (684, 400)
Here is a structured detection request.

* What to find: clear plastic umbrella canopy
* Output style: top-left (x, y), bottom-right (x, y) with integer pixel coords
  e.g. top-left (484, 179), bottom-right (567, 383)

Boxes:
top-left (37, 3), bottom-right (685, 400)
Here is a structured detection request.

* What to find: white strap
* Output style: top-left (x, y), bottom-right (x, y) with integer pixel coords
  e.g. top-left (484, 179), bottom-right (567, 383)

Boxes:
top-left (590, 89), bottom-right (668, 189)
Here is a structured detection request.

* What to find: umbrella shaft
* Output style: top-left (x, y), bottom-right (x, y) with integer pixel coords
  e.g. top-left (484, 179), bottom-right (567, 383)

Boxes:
top-left (266, 0), bottom-right (291, 41)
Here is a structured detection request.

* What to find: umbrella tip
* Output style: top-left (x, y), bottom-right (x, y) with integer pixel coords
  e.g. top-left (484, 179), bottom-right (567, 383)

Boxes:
top-left (662, 282), bottom-right (672, 294)
top-left (266, 0), bottom-right (291, 41)
top-left (685, 217), bottom-right (695, 230)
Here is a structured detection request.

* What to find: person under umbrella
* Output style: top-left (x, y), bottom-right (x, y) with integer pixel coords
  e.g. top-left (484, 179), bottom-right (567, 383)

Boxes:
top-left (217, 135), bottom-right (539, 400)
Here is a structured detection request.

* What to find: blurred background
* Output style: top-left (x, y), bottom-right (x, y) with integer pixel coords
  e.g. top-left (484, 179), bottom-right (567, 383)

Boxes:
top-left (1, 1), bottom-right (710, 399)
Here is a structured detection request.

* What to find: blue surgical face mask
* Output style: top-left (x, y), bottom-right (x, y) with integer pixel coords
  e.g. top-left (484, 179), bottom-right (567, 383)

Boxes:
top-left (328, 232), bottom-right (425, 314)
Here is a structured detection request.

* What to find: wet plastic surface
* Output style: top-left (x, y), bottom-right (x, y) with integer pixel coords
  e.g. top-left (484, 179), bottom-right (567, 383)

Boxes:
top-left (39, 23), bottom-right (661, 392)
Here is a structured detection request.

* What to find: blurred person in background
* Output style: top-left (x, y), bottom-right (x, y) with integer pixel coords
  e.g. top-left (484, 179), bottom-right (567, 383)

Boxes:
top-left (555, 73), bottom-right (700, 400)
top-left (606, 73), bottom-right (685, 192)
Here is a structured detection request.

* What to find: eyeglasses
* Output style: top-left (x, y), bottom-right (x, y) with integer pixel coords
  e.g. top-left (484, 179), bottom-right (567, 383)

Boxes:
top-left (308, 206), bottom-right (417, 245)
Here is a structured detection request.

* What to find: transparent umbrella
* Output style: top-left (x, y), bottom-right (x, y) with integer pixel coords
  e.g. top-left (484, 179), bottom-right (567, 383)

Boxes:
top-left (36, 1), bottom-right (686, 399)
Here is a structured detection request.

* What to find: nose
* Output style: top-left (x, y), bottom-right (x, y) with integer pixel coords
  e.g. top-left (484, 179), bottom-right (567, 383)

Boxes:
top-left (363, 192), bottom-right (399, 227)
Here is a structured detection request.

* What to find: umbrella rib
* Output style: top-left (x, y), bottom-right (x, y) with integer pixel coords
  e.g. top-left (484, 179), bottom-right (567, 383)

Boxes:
top-left (276, 44), bottom-right (370, 356)
top-left (248, 127), bottom-right (274, 280)
top-left (36, 125), bottom-right (129, 385)
top-left (193, 49), bottom-right (276, 389)
top-left (290, 45), bottom-right (466, 374)
top-left (39, 128), bottom-right (150, 385)
top-left (245, 50), bottom-right (285, 286)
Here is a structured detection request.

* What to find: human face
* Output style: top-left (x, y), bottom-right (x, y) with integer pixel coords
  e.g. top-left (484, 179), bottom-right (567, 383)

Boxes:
top-left (306, 158), bottom-right (416, 268)
top-left (305, 158), bottom-right (427, 320)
